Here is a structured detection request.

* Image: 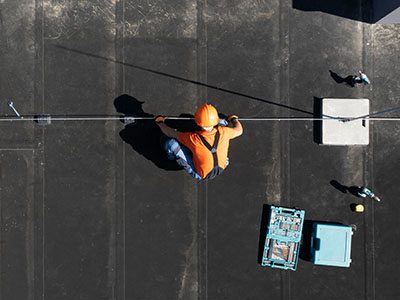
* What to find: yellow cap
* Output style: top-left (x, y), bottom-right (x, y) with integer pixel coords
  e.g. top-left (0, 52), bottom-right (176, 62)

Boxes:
top-left (355, 204), bottom-right (364, 212)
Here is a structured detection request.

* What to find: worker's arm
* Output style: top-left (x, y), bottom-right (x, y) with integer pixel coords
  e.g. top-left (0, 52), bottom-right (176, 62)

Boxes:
top-left (227, 115), bottom-right (243, 139)
top-left (155, 116), bottom-right (180, 140)
top-left (158, 123), bottom-right (180, 139)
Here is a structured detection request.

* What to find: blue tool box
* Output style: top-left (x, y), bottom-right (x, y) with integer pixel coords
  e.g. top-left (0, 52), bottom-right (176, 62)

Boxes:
top-left (310, 223), bottom-right (353, 267)
top-left (261, 206), bottom-right (305, 271)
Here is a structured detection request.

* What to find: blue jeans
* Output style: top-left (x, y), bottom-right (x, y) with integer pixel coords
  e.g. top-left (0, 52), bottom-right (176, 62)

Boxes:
top-left (163, 138), bottom-right (203, 180)
top-left (163, 138), bottom-right (230, 180)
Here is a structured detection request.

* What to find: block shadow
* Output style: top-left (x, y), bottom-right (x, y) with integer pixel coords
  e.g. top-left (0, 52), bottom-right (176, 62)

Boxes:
top-left (293, 0), bottom-right (366, 22)
top-left (372, 1), bottom-right (400, 22)
top-left (313, 97), bottom-right (322, 144)
top-left (293, 0), bottom-right (384, 23)
top-left (293, 0), bottom-right (399, 23)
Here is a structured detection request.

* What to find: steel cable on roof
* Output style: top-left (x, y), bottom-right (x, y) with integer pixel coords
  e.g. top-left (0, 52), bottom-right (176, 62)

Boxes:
top-left (1, 116), bottom-right (400, 122)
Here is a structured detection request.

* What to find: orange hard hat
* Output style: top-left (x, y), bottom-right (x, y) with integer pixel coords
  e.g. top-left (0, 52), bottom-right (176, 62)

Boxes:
top-left (194, 104), bottom-right (219, 127)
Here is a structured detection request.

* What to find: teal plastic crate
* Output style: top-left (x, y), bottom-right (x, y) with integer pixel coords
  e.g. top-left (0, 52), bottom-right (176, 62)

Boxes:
top-left (261, 206), bottom-right (305, 271)
top-left (310, 223), bottom-right (353, 267)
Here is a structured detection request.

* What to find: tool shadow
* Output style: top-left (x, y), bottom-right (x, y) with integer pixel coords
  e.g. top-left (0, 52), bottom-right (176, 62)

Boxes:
top-left (114, 94), bottom-right (196, 171)
top-left (329, 180), bottom-right (363, 197)
top-left (329, 70), bottom-right (356, 87)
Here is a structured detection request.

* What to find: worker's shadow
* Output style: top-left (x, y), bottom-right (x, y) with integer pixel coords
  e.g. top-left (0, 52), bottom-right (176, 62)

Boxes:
top-left (114, 94), bottom-right (197, 171)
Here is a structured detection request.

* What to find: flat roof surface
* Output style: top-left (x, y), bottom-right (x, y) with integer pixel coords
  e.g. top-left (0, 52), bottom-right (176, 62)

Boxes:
top-left (1, 1), bottom-right (400, 299)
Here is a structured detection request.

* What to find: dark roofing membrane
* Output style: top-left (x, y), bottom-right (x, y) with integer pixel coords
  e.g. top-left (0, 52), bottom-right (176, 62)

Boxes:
top-left (1, 0), bottom-right (399, 299)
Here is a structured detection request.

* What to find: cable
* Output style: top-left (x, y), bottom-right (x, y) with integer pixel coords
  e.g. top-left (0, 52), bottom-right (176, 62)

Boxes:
top-left (339, 106), bottom-right (400, 122)
top-left (1, 115), bottom-right (400, 122)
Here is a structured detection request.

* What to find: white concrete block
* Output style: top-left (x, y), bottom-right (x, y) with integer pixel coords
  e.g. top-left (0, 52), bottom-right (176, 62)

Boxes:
top-left (321, 98), bottom-right (369, 145)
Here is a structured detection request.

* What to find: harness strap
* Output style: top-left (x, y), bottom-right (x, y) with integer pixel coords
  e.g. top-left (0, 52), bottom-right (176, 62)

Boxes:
top-left (197, 130), bottom-right (220, 167)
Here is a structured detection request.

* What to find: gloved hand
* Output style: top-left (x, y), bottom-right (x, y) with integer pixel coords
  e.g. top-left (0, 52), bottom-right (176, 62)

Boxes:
top-left (154, 115), bottom-right (165, 124)
top-left (218, 118), bottom-right (228, 127)
top-left (227, 115), bottom-right (239, 122)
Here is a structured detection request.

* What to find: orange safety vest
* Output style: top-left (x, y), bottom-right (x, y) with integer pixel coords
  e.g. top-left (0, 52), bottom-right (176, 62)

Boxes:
top-left (178, 127), bottom-right (235, 179)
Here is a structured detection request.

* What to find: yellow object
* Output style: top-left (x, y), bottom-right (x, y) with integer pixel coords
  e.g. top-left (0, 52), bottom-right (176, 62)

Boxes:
top-left (355, 204), bottom-right (364, 212)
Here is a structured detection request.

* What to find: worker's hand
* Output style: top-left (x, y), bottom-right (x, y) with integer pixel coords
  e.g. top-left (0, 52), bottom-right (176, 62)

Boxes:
top-left (227, 115), bottom-right (239, 123)
top-left (154, 115), bottom-right (165, 124)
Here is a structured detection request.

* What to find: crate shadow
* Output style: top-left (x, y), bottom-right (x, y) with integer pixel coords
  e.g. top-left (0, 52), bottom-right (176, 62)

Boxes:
top-left (257, 204), bottom-right (271, 264)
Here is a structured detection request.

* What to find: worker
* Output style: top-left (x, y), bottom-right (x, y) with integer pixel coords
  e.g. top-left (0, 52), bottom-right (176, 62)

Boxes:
top-left (155, 104), bottom-right (243, 180)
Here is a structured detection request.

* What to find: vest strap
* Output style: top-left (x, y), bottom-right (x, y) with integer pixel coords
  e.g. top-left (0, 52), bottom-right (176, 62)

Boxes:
top-left (197, 130), bottom-right (220, 167)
